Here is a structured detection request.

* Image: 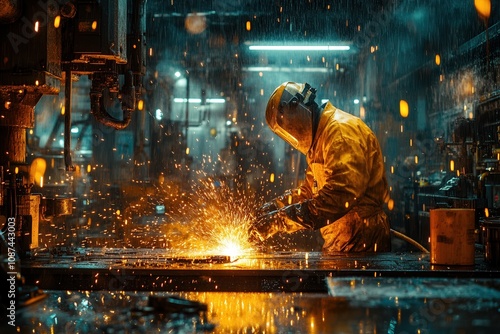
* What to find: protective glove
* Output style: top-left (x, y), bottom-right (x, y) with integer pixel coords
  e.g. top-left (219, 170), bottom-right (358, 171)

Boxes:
top-left (250, 200), bottom-right (321, 242)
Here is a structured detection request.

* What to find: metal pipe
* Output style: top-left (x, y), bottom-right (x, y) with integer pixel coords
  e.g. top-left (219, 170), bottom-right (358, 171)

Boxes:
top-left (91, 95), bottom-right (133, 130)
top-left (184, 73), bottom-right (190, 144)
top-left (64, 70), bottom-right (74, 171)
top-left (89, 72), bottom-right (134, 130)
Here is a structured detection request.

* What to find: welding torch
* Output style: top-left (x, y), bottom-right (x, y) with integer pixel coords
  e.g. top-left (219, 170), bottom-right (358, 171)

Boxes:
top-left (249, 200), bottom-right (318, 243)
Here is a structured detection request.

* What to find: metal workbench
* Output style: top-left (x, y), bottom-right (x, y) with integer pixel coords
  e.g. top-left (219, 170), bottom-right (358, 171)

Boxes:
top-left (3, 249), bottom-right (498, 333)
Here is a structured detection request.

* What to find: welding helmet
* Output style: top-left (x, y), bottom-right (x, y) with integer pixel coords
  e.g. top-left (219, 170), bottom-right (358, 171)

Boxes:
top-left (266, 82), bottom-right (319, 154)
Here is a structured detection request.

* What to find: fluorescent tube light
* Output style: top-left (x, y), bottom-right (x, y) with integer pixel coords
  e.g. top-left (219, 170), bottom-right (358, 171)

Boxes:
top-left (242, 67), bottom-right (330, 73)
top-left (207, 98), bottom-right (226, 104)
top-left (173, 98), bottom-right (225, 104)
top-left (249, 45), bottom-right (350, 51)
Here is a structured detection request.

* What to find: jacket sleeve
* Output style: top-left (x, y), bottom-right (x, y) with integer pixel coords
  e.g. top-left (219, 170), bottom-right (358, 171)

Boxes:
top-left (297, 165), bottom-right (314, 200)
top-left (308, 130), bottom-right (372, 226)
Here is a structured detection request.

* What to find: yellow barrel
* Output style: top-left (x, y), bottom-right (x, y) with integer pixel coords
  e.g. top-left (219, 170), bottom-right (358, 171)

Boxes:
top-left (429, 208), bottom-right (475, 266)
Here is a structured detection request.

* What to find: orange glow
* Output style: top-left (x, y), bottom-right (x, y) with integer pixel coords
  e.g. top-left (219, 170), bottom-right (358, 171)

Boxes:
top-left (163, 180), bottom-right (257, 259)
top-left (399, 100), bottom-right (409, 118)
top-left (185, 13), bottom-right (207, 34)
top-left (92, 21), bottom-right (98, 30)
top-left (30, 158), bottom-right (46, 186)
top-left (54, 15), bottom-right (61, 28)
top-left (270, 173), bottom-right (275, 183)
top-left (435, 54), bottom-right (441, 66)
top-left (137, 99), bottom-right (144, 111)
top-left (475, 0), bottom-right (491, 20)
top-left (214, 234), bottom-right (252, 259)
top-left (450, 160), bottom-right (455, 171)
top-left (387, 199), bottom-right (394, 211)
top-left (246, 21), bottom-right (251, 31)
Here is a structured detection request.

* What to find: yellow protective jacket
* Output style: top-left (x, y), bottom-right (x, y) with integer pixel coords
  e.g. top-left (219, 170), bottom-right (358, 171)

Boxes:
top-left (285, 102), bottom-right (391, 252)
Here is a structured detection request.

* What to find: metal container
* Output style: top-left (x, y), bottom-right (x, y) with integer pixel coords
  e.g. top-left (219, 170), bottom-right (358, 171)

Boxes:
top-left (482, 220), bottom-right (500, 268)
top-left (429, 208), bottom-right (475, 266)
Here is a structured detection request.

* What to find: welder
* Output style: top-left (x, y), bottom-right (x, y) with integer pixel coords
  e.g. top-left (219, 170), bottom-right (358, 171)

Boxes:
top-left (250, 82), bottom-right (391, 252)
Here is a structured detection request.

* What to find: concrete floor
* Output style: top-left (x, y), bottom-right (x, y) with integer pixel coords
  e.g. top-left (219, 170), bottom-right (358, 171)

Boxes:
top-left (4, 249), bottom-right (499, 333)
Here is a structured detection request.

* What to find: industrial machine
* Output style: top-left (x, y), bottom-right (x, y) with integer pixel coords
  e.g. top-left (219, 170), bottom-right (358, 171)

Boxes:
top-left (0, 0), bottom-right (147, 311)
top-left (0, 0), bottom-right (146, 257)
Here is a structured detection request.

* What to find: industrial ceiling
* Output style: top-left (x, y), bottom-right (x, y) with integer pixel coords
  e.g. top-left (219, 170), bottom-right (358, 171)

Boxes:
top-left (146, 0), bottom-right (494, 92)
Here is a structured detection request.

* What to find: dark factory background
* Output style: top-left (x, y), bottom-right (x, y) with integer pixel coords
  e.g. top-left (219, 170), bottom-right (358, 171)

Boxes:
top-left (1, 0), bottom-right (500, 333)
top-left (2, 0), bottom-right (499, 249)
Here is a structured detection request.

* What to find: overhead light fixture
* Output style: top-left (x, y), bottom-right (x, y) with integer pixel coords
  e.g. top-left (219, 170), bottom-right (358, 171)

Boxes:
top-left (174, 98), bottom-right (225, 104)
top-left (248, 45), bottom-right (350, 51)
top-left (155, 108), bottom-right (163, 120)
top-left (243, 67), bottom-right (330, 73)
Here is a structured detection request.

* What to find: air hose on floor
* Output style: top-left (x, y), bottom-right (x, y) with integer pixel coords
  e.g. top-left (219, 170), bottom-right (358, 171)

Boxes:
top-left (390, 229), bottom-right (430, 253)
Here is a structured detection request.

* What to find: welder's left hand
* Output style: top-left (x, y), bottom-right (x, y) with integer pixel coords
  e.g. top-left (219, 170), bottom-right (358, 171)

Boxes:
top-left (249, 200), bottom-right (319, 243)
top-left (249, 210), bottom-right (287, 242)
top-left (255, 189), bottom-right (298, 217)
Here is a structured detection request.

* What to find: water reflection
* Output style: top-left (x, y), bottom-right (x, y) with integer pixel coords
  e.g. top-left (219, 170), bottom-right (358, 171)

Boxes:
top-left (17, 277), bottom-right (500, 333)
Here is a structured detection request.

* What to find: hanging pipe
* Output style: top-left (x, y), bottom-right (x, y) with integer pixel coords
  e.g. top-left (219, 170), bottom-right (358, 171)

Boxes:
top-left (64, 70), bottom-right (74, 171)
top-left (90, 71), bottom-right (135, 130)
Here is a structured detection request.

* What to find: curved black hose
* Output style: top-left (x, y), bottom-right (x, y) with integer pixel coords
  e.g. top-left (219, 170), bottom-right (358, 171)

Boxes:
top-left (90, 95), bottom-right (132, 130)
top-left (90, 72), bottom-right (135, 130)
